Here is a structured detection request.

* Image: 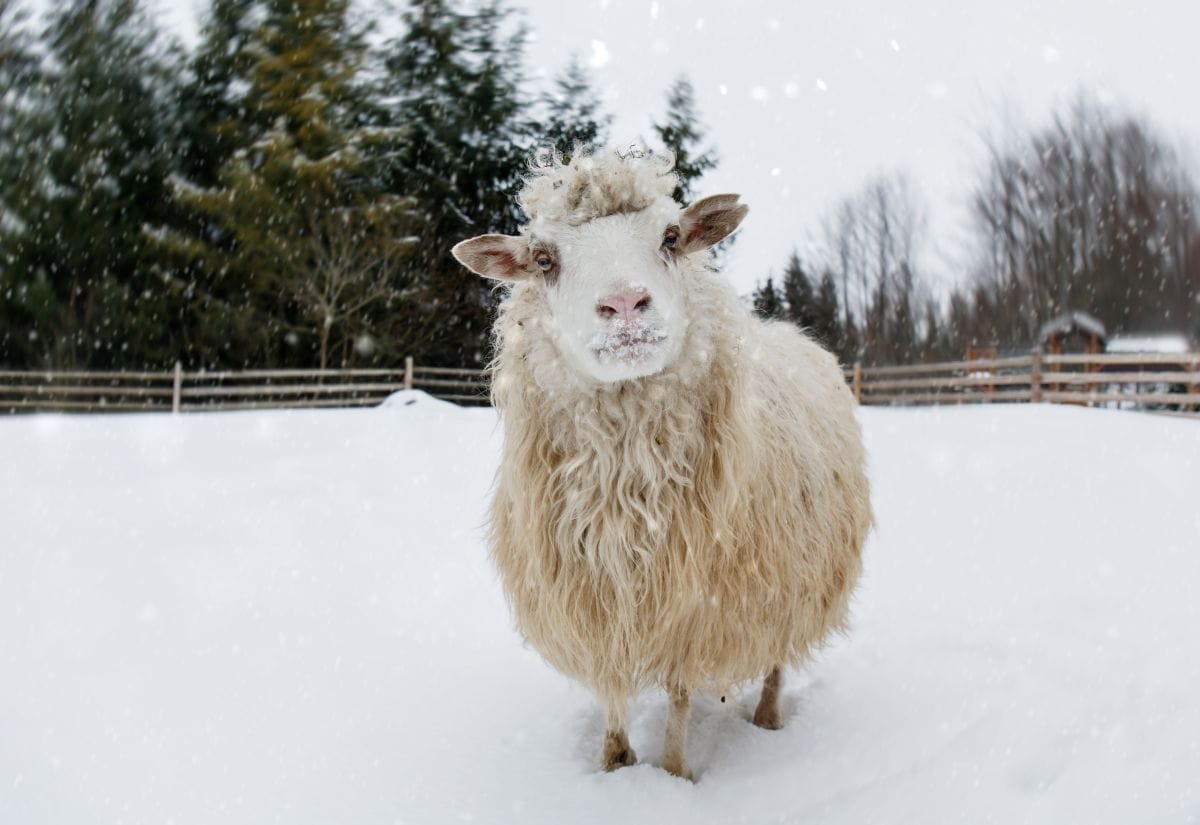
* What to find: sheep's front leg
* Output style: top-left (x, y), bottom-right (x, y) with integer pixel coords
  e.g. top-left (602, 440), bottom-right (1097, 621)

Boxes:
top-left (662, 685), bottom-right (694, 780)
top-left (600, 697), bottom-right (636, 771)
top-left (752, 666), bottom-right (783, 730)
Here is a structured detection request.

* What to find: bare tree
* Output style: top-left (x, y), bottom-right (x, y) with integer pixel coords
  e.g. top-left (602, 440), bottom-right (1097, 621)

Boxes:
top-left (968, 95), bottom-right (1200, 345)
top-left (815, 172), bottom-right (928, 364)
top-left (290, 200), bottom-right (416, 369)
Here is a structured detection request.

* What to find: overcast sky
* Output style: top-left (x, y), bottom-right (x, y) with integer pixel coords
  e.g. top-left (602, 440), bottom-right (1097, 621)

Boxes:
top-left (84, 0), bottom-right (1200, 294)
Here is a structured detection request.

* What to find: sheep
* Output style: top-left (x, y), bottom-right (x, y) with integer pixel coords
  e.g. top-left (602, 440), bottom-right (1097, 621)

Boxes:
top-left (451, 148), bottom-right (871, 781)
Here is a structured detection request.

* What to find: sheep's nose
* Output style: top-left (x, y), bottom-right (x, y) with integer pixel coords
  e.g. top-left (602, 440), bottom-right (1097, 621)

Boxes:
top-left (596, 288), bottom-right (651, 323)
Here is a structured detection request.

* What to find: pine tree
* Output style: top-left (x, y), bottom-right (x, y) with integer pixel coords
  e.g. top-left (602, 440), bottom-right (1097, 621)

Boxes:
top-left (811, 269), bottom-right (843, 353)
top-left (781, 252), bottom-right (818, 329)
top-left (372, 0), bottom-right (535, 366)
top-left (0, 0), bottom-right (50, 365)
top-left (753, 277), bottom-right (785, 320)
top-left (653, 75), bottom-right (716, 204)
top-left (169, 0), bottom-right (413, 369)
top-left (1, 0), bottom-right (186, 368)
top-left (176, 0), bottom-right (265, 188)
top-left (539, 56), bottom-right (610, 162)
top-left (151, 0), bottom-right (268, 368)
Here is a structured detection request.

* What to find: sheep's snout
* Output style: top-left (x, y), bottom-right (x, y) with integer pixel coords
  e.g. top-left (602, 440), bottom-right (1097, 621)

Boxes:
top-left (596, 287), bottom-right (651, 323)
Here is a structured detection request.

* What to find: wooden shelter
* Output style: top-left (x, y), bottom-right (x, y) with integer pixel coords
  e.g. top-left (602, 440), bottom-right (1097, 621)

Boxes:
top-left (1038, 311), bottom-right (1107, 355)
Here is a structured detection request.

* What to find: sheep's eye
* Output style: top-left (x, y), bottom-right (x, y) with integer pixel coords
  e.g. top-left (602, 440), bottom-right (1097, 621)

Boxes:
top-left (662, 230), bottom-right (679, 249)
top-left (535, 256), bottom-right (553, 271)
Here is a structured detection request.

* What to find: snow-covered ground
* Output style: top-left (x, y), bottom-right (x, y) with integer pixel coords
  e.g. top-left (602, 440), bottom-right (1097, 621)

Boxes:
top-left (2, 394), bottom-right (1197, 824)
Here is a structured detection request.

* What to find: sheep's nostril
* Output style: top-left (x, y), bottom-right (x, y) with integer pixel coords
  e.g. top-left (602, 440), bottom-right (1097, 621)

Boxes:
top-left (634, 295), bottom-right (651, 311)
top-left (597, 304), bottom-right (617, 319)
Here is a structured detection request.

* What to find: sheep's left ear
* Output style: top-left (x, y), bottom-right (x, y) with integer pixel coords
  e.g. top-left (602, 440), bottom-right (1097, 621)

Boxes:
top-left (451, 234), bottom-right (531, 280)
top-left (679, 193), bottom-right (749, 253)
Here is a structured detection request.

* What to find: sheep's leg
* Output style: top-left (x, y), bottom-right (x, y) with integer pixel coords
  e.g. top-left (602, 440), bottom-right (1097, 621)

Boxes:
top-left (752, 666), bottom-right (784, 730)
top-left (662, 685), bottom-right (694, 781)
top-left (599, 697), bottom-right (636, 771)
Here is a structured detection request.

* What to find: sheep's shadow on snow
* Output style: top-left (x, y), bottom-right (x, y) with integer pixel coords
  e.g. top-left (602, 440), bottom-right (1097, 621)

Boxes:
top-left (572, 677), bottom-right (810, 782)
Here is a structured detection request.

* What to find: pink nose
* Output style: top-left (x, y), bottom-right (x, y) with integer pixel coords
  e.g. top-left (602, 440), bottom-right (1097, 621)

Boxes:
top-left (596, 288), bottom-right (651, 323)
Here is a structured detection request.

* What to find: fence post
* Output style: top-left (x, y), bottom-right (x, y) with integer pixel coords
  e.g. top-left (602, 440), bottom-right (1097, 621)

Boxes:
top-left (1029, 350), bottom-right (1042, 403)
top-left (404, 356), bottom-right (414, 391)
top-left (172, 361), bottom-right (183, 414)
top-left (852, 362), bottom-right (862, 404)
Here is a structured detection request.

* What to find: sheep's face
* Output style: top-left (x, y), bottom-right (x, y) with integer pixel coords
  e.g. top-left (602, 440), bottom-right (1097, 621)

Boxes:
top-left (452, 193), bottom-right (747, 384)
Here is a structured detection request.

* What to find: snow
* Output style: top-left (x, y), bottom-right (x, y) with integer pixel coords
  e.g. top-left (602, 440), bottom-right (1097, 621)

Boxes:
top-left (589, 318), bottom-right (668, 364)
top-left (1106, 335), bottom-right (1193, 355)
top-left (2, 394), bottom-right (1198, 824)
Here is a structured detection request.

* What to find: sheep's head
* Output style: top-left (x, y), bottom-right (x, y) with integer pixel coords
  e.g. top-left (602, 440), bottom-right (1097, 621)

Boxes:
top-left (451, 151), bottom-right (748, 384)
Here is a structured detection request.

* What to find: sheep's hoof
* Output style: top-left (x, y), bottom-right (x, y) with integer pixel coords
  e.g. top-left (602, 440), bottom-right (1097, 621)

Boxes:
top-left (663, 760), bottom-right (694, 782)
top-left (602, 747), bottom-right (637, 771)
top-left (752, 706), bottom-right (783, 731)
top-left (601, 734), bottom-right (637, 771)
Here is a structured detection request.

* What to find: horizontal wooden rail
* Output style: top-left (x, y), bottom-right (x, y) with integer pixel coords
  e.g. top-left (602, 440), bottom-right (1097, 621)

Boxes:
top-left (180, 382), bottom-right (404, 398)
top-left (179, 368), bottom-right (407, 380)
top-left (860, 356), bottom-right (1033, 377)
top-left (1041, 371), bottom-right (1200, 384)
top-left (186, 397), bottom-right (386, 412)
top-left (861, 390), bottom-right (1035, 405)
top-left (0, 370), bottom-right (174, 381)
top-left (0, 385), bottom-right (176, 398)
top-left (412, 366), bottom-right (489, 377)
top-left (2, 399), bottom-right (173, 411)
top-left (863, 374), bottom-right (1033, 392)
top-left (1042, 390), bottom-right (1200, 406)
top-left (1043, 352), bottom-right (1200, 367)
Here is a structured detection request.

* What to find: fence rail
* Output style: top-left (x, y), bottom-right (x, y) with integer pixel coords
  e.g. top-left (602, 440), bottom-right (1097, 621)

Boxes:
top-left (2, 351), bottom-right (1198, 415)
top-left (0, 357), bottom-right (490, 413)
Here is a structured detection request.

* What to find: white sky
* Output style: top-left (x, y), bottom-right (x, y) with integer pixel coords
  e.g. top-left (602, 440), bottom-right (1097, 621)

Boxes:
top-left (52, 0), bottom-right (1200, 295)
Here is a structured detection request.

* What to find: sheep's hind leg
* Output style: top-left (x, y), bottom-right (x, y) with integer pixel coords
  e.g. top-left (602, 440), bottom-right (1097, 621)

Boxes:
top-left (662, 685), bottom-right (694, 781)
top-left (600, 697), bottom-right (636, 771)
top-left (752, 666), bottom-right (784, 730)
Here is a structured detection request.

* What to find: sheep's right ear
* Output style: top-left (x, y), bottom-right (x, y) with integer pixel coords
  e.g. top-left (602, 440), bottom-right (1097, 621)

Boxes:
top-left (451, 234), bottom-right (532, 280)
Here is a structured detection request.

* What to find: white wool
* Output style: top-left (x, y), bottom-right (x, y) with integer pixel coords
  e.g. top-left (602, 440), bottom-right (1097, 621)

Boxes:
top-left (520, 149), bottom-right (677, 226)
top-left (479, 147), bottom-right (872, 776)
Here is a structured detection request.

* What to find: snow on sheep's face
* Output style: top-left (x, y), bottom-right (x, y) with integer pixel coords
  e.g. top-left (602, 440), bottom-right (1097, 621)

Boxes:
top-left (452, 194), bottom-right (748, 384)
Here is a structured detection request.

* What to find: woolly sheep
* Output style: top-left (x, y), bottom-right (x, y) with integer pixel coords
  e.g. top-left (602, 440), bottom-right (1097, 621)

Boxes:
top-left (451, 149), bottom-right (871, 781)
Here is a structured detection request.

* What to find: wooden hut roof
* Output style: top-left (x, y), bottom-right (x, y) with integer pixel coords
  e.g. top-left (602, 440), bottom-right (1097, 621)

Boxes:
top-left (1038, 311), bottom-right (1107, 346)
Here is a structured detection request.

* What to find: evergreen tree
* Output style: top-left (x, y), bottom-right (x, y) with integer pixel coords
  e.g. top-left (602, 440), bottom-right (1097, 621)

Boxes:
top-left (0, 1), bottom-right (40, 177)
top-left (752, 277), bottom-right (785, 320)
top-left (169, 0), bottom-right (412, 368)
top-left (0, 0), bottom-right (50, 365)
top-left (176, 0), bottom-right (265, 188)
top-left (152, 0), bottom-right (268, 368)
top-left (539, 55), bottom-right (609, 161)
top-left (373, 0), bottom-right (535, 366)
top-left (1, 0), bottom-right (186, 368)
top-left (781, 251), bottom-right (818, 329)
top-left (811, 269), bottom-right (843, 353)
top-left (653, 75), bottom-right (717, 204)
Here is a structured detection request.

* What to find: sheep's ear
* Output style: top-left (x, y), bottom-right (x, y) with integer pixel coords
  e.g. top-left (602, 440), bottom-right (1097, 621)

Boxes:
top-left (451, 234), bottom-right (532, 280)
top-left (679, 193), bottom-right (749, 253)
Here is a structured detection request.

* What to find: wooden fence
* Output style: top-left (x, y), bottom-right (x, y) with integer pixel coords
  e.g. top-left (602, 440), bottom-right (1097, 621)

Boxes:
top-left (0, 358), bottom-right (488, 413)
top-left (848, 352), bottom-right (1200, 414)
top-left (2, 352), bottom-right (1198, 415)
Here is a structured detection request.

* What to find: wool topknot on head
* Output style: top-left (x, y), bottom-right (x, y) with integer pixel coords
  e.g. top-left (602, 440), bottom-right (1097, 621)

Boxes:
top-left (518, 148), bottom-right (679, 227)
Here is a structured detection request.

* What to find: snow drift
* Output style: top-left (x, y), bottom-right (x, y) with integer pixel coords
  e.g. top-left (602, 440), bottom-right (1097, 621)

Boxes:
top-left (1, 393), bottom-right (1197, 824)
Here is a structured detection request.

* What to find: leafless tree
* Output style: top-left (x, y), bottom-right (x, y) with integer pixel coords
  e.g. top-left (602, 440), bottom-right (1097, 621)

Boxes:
top-left (968, 95), bottom-right (1200, 345)
top-left (290, 200), bottom-right (416, 369)
top-left (815, 172), bottom-right (929, 364)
